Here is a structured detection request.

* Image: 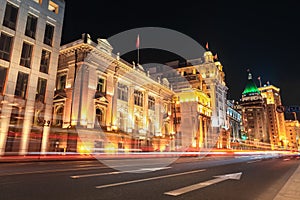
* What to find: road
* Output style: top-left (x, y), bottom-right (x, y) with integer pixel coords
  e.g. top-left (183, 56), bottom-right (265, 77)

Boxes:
top-left (0, 155), bottom-right (299, 200)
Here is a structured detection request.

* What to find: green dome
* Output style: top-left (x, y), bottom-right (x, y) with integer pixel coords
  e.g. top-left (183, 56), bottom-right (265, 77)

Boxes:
top-left (242, 73), bottom-right (260, 95)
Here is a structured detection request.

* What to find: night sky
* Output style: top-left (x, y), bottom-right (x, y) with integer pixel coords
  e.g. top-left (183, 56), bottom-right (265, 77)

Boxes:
top-left (61, 1), bottom-right (300, 112)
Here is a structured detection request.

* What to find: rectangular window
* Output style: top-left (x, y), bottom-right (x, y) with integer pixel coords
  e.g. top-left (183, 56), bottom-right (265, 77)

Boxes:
top-left (20, 42), bottom-right (33, 68)
top-left (96, 78), bottom-right (105, 93)
top-left (56, 75), bottom-right (66, 90)
top-left (3, 3), bottom-right (18, 30)
top-left (134, 90), bottom-right (143, 107)
top-left (117, 83), bottom-right (128, 101)
top-left (48, 1), bottom-right (59, 14)
top-left (40, 49), bottom-right (51, 73)
top-left (36, 77), bottom-right (47, 102)
top-left (0, 66), bottom-right (8, 93)
top-left (15, 72), bottom-right (29, 99)
top-left (25, 14), bottom-right (38, 39)
top-left (148, 96), bottom-right (155, 110)
top-left (0, 32), bottom-right (13, 61)
top-left (44, 23), bottom-right (54, 46)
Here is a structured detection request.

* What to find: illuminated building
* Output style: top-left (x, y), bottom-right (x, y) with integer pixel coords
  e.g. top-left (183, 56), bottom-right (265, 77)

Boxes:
top-left (285, 119), bottom-right (300, 150)
top-left (173, 88), bottom-right (212, 150)
top-left (148, 48), bottom-right (226, 149)
top-left (164, 64), bottom-right (212, 149)
top-left (240, 72), bottom-right (268, 143)
top-left (258, 84), bottom-right (286, 148)
top-left (53, 34), bottom-right (174, 153)
top-left (0, 0), bottom-right (65, 155)
top-left (226, 100), bottom-right (242, 144)
top-left (190, 50), bottom-right (228, 147)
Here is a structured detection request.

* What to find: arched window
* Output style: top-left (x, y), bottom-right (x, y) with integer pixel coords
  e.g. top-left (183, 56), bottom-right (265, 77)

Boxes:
top-left (96, 108), bottom-right (103, 126)
top-left (55, 106), bottom-right (63, 126)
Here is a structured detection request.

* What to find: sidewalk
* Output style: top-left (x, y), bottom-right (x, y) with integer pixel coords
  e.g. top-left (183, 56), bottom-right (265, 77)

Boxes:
top-left (273, 163), bottom-right (300, 200)
top-left (0, 154), bottom-right (96, 163)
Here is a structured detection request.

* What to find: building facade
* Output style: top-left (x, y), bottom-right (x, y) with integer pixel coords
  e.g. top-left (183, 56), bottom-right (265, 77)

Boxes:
top-left (52, 34), bottom-right (175, 153)
top-left (0, 0), bottom-right (65, 155)
top-left (148, 49), bottom-right (226, 149)
top-left (191, 51), bottom-right (228, 147)
top-left (226, 100), bottom-right (242, 144)
top-left (285, 120), bottom-right (300, 150)
top-left (258, 84), bottom-right (286, 148)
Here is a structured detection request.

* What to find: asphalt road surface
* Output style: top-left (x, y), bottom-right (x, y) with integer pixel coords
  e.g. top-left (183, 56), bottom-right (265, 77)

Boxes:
top-left (0, 155), bottom-right (299, 200)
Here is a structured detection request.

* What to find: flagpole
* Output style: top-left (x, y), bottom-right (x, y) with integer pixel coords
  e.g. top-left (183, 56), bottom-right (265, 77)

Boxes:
top-left (138, 45), bottom-right (139, 64)
top-left (136, 34), bottom-right (140, 65)
top-left (258, 77), bottom-right (262, 87)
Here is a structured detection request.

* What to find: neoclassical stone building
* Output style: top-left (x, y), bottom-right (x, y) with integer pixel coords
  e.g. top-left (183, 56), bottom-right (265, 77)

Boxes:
top-left (52, 34), bottom-right (175, 153)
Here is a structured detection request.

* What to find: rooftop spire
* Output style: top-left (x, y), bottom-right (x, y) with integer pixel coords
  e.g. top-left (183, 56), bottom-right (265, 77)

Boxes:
top-left (242, 71), bottom-right (260, 96)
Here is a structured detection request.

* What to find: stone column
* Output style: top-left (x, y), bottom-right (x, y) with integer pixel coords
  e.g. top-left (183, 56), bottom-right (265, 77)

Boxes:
top-left (127, 86), bottom-right (134, 133)
top-left (0, 102), bottom-right (12, 156)
top-left (143, 90), bottom-right (149, 136)
top-left (199, 115), bottom-right (203, 148)
top-left (111, 77), bottom-right (118, 128)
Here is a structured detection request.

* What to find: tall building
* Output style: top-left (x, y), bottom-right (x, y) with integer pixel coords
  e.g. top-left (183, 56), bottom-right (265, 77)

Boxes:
top-left (0, 0), bottom-right (65, 155)
top-left (192, 50), bottom-right (228, 147)
top-left (258, 84), bottom-right (286, 148)
top-left (52, 34), bottom-right (174, 153)
top-left (240, 72), bottom-right (268, 143)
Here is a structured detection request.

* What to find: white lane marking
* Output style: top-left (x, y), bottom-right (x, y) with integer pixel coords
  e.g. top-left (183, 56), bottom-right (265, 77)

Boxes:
top-left (95, 169), bottom-right (206, 189)
top-left (71, 167), bottom-right (172, 179)
top-left (165, 172), bottom-right (242, 196)
top-left (247, 160), bottom-right (262, 164)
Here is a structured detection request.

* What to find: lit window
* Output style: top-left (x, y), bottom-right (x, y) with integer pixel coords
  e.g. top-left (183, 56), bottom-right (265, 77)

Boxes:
top-left (3, 2), bottom-right (18, 30)
top-left (33, 0), bottom-right (42, 4)
top-left (48, 1), bottom-right (59, 14)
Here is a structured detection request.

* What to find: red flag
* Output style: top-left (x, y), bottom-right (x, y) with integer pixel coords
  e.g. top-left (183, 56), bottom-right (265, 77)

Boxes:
top-left (136, 34), bottom-right (140, 49)
top-left (205, 42), bottom-right (209, 50)
top-left (214, 53), bottom-right (218, 60)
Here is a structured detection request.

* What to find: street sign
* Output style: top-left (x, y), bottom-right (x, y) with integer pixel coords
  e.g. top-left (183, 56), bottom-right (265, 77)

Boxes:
top-left (276, 105), bottom-right (300, 113)
top-left (285, 105), bottom-right (300, 113)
